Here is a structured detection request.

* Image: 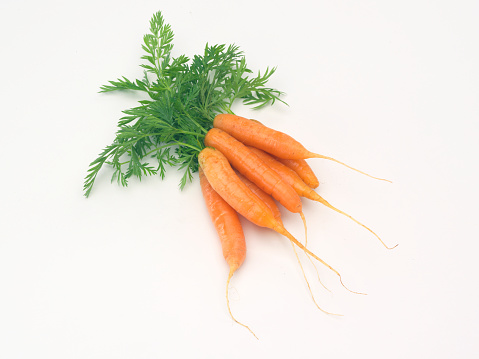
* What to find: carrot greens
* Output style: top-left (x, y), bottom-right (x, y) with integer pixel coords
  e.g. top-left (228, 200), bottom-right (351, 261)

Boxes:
top-left (84, 11), bottom-right (286, 197)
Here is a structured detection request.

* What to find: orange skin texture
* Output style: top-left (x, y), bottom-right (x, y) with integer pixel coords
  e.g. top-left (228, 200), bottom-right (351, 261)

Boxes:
top-left (204, 128), bottom-right (302, 214)
top-left (247, 146), bottom-right (320, 201)
top-left (247, 118), bottom-right (319, 189)
top-left (198, 147), bottom-right (279, 230)
top-left (276, 158), bottom-right (319, 189)
top-left (235, 171), bottom-right (283, 226)
top-left (199, 167), bottom-right (246, 272)
top-left (213, 114), bottom-right (314, 160)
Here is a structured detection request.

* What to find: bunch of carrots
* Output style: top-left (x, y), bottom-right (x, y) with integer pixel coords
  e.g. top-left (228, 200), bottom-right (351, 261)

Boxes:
top-left (198, 113), bottom-right (396, 338)
top-left (84, 11), bottom-right (396, 339)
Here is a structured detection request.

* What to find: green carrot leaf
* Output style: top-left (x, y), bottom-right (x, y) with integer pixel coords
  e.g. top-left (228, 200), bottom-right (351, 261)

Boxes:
top-left (84, 10), bottom-right (286, 196)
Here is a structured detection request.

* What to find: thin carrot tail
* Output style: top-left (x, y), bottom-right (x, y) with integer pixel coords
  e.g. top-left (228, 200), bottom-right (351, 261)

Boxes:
top-left (306, 254), bottom-right (332, 293)
top-left (226, 268), bottom-right (258, 339)
top-left (299, 211), bottom-right (331, 293)
top-left (339, 274), bottom-right (367, 295)
top-left (289, 242), bottom-right (342, 316)
top-left (274, 225), bottom-right (363, 295)
top-left (311, 153), bottom-right (392, 183)
top-left (300, 211), bottom-right (308, 247)
top-left (313, 194), bottom-right (398, 250)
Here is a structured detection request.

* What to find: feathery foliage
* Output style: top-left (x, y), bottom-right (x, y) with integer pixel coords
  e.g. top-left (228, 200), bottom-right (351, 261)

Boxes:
top-left (84, 11), bottom-right (286, 197)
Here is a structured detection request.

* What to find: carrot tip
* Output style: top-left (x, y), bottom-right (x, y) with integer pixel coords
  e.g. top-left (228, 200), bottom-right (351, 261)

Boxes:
top-left (226, 269), bottom-right (258, 340)
top-left (339, 274), bottom-right (367, 296)
top-left (290, 242), bottom-right (342, 316)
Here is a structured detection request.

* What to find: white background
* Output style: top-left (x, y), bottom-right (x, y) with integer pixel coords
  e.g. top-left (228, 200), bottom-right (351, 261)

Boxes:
top-left (1, 0), bottom-right (478, 358)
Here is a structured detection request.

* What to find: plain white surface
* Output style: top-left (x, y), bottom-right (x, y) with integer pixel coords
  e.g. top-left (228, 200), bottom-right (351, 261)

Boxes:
top-left (1, 0), bottom-right (478, 358)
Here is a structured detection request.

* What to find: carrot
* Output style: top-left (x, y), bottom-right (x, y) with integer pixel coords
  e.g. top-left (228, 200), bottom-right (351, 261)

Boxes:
top-left (234, 168), bottom-right (304, 246)
top-left (248, 146), bottom-right (397, 250)
top-left (199, 168), bottom-right (257, 338)
top-left (213, 114), bottom-right (391, 182)
top-left (204, 128), bottom-right (308, 239)
top-left (248, 119), bottom-right (320, 189)
top-left (276, 158), bottom-right (320, 189)
top-left (198, 147), bottom-right (359, 294)
top-left (204, 128), bottom-right (302, 214)
top-left (199, 147), bottom-right (292, 234)
top-left (235, 171), bottom-right (283, 225)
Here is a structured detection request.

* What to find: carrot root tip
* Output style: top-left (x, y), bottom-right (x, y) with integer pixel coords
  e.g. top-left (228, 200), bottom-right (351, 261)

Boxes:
top-left (226, 269), bottom-right (258, 339)
top-left (339, 274), bottom-right (367, 296)
top-left (291, 242), bottom-right (342, 316)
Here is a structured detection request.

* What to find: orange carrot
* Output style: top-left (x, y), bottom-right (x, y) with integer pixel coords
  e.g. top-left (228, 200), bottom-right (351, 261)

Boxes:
top-left (234, 167), bottom-right (305, 246)
top-left (235, 171), bottom-right (283, 225)
top-left (205, 128), bottom-right (309, 246)
top-left (199, 147), bottom-right (290, 233)
top-left (248, 146), bottom-right (397, 250)
top-left (198, 147), bottom-right (358, 293)
top-left (276, 158), bottom-right (320, 189)
top-left (199, 168), bottom-right (257, 338)
top-left (213, 114), bottom-right (391, 182)
top-left (204, 128), bottom-right (307, 236)
top-left (248, 119), bottom-right (320, 189)
top-left (204, 128), bottom-right (302, 214)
